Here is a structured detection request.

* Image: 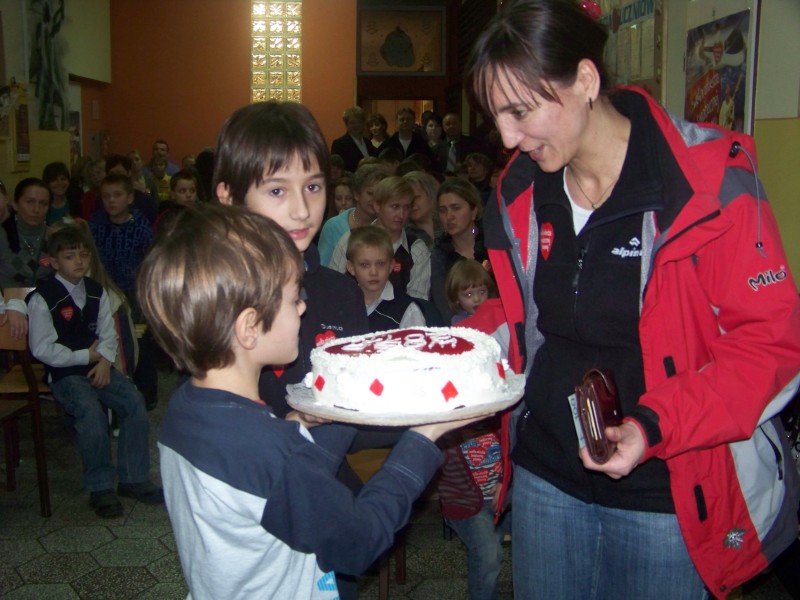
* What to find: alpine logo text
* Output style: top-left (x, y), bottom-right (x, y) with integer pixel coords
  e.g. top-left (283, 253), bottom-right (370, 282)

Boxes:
top-left (748, 267), bottom-right (788, 291)
top-left (612, 237), bottom-right (642, 259)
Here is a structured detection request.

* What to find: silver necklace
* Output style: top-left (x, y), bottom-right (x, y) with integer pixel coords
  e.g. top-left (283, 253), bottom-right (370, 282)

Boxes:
top-left (569, 167), bottom-right (617, 210)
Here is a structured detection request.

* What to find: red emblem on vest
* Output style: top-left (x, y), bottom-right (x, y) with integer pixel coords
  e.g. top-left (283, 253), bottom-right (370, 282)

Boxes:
top-left (39, 255), bottom-right (51, 268)
top-left (392, 262), bottom-right (401, 273)
top-left (60, 307), bottom-right (74, 321)
top-left (540, 222), bottom-right (554, 260)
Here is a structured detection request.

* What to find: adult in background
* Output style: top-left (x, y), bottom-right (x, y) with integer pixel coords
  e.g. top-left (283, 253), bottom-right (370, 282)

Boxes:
top-left (466, 1), bottom-right (800, 598)
top-left (384, 107), bottom-right (434, 162)
top-left (331, 106), bottom-right (378, 173)
top-left (430, 178), bottom-right (487, 323)
top-left (438, 112), bottom-right (487, 175)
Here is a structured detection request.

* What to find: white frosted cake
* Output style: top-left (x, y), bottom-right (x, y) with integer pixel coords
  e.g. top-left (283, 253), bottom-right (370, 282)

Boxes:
top-left (304, 327), bottom-right (511, 414)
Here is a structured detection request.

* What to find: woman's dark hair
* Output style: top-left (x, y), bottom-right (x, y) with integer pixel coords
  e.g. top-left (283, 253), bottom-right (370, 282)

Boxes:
top-left (366, 113), bottom-right (388, 131)
top-left (42, 161), bottom-right (70, 184)
top-left (14, 177), bottom-right (51, 202)
top-left (466, 0), bottom-right (609, 115)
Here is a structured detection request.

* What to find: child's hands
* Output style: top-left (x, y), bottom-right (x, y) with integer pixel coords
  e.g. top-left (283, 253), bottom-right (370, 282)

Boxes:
top-left (7, 310), bottom-right (28, 339)
top-left (87, 340), bottom-right (101, 363)
top-left (88, 357), bottom-right (111, 388)
top-left (285, 410), bottom-right (331, 429)
top-left (411, 415), bottom-right (487, 443)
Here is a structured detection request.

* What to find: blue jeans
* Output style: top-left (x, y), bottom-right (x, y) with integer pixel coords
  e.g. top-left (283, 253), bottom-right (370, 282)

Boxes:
top-left (512, 468), bottom-right (708, 600)
top-left (446, 500), bottom-right (511, 600)
top-left (51, 370), bottom-right (151, 492)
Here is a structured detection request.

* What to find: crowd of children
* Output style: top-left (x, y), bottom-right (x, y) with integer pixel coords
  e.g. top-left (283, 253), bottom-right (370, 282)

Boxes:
top-left (0, 104), bottom-right (513, 599)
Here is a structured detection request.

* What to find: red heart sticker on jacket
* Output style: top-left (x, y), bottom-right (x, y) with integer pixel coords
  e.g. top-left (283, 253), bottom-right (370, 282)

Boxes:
top-left (272, 365), bottom-right (285, 378)
top-left (39, 255), bottom-right (51, 268)
top-left (540, 222), bottom-right (554, 260)
top-left (315, 331), bottom-right (336, 347)
top-left (60, 307), bottom-right (74, 321)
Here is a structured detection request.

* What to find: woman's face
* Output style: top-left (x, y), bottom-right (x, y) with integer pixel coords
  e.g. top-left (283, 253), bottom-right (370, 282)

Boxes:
top-left (466, 159), bottom-right (489, 183)
top-left (438, 192), bottom-right (477, 238)
top-left (369, 121), bottom-right (386, 139)
top-left (13, 185), bottom-right (51, 227)
top-left (425, 120), bottom-right (442, 142)
top-left (409, 184), bottom-right (432, 224)
top-left (333, 184), bottom-right (355, 212)
top-left (490, 69), bottom-right (587, 173)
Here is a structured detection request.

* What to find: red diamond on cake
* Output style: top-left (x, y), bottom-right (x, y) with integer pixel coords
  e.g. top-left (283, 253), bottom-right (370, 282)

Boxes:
top-left (442, 381), bottom-right (458, 402)
top-left (314, 375), bottom-right (325, 391)
top-left (370, 379), bottom-right (384, 396)
top-left (497, 363), bottom-right (506, 380)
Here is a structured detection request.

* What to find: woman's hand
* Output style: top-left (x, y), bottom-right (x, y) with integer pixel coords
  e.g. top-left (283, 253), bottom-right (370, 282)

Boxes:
top-left (579, 421), bottom-right (645, 479)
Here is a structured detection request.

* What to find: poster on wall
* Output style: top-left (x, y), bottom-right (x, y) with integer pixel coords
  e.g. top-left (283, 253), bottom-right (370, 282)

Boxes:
top-left (11, 81), bottom-right (31, 172)
top-left (27, 0), bottom-right (69, 131)
top-left (685, 3), bottom-right (759, 134)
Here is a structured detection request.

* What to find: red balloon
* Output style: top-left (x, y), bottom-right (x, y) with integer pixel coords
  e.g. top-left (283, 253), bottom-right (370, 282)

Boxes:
top-left (580, 0), bottom-right (602, 21)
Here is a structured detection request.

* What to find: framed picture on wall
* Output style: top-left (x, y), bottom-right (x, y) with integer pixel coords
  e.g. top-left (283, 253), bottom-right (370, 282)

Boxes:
top-left (358, 7), bottom-right (445, 76)
top-left (685, 0), bottom-right (760, 134)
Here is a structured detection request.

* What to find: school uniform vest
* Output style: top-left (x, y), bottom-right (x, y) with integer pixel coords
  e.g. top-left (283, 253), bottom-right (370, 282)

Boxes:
top-left (368, 292), bottom-right (417, 332)
top-left (389, 231), bottom-right (416, 295)
top-left (35, 276), bottom-right (103, 382)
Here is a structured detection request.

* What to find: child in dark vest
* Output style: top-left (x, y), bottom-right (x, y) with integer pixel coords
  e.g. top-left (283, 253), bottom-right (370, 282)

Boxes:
top-left (27, 225), bottom-right (162, 518)
top-left (346, 225), bottom-right (426, 332)
top-left (330, 176), bottom-right (431, 301)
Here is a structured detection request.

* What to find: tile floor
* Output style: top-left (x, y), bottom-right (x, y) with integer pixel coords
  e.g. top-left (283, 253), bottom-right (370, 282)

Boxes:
top-left (0, 369), bottom-right (793, 599)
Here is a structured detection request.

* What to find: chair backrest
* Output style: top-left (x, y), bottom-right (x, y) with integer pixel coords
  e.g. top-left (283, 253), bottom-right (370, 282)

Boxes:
top-left (0, 319), bottom-right (27, 352)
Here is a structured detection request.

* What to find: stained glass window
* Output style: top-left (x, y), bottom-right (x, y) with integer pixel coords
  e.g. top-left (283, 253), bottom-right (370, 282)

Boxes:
top-left (251, 2), bottom-right (302, 102)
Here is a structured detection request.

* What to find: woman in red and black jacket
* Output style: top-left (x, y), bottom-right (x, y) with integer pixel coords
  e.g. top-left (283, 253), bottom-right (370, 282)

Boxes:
top-left (465, 1), bottom-right (800, 598)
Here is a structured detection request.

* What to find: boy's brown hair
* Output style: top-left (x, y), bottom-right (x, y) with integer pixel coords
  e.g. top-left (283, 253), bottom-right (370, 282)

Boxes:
top-left (445, 259), bottom-right (497, 314)
top-left (346, 225), bottom-right (394, 262)
top-left (47, 224), bottom-right (91, 256)
top-left (101, 172), bottom-right (134, 195)
top-left (170, 169), bottom-right (199, 191)
top-left (137, 203), bottom-right (303, 378)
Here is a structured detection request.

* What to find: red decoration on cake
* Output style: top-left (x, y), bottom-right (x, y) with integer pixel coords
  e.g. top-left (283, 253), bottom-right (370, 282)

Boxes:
top-left (315, 331), bottom-right (336, 347)
top-left (442, 381), bottom-right (458, 402)
top-left (369, 379), bottom-right (384, 396)
top-left (314, 375), bottom-right (325, 391)
top-left (497, 363), bottom-right (506, 379)
top-left (326, 329), bottom-right (474, 356)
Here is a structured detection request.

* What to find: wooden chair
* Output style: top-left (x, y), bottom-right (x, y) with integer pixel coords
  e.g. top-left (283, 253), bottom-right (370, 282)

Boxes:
top-left (0, 320), bottom-right (52, 517)
top-left (346, 448), bottom-right (407, 600)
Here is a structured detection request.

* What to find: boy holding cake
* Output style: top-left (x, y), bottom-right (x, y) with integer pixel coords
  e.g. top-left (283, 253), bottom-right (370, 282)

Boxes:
top-left (138, 203), bottom-right (478, 600)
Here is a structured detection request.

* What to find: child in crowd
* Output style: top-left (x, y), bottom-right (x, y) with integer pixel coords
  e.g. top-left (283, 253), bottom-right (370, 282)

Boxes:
top-left (445, 259), bottom-right (497, 324)
top-left (43, 161), bottom-right (80, 225)
top-left (138, 203), bottom-right (474, 599)
top-left (331, 175), bottom-right (355, 214)
top-left (378, 146), bottom-right (403, 175)
top-left (330, 176), bottom-right (431, 301)
top-left (329, 153), bottom-right (346, 181)
top-left (155, 169), bottom-right (198, 232)
top-left (89, 173), bottom-right (154, 319)
top-left (27, 225), bottom-right (162, 518)
top-left (79, 158), bottom-right (106, 220)
top-left (150, 156), bottom-right (171, 202)
top-left (439, 259), bottom-right (511, 600)
top-left (346, 225), bottom-right (425, 331)
top-left (318, 163), bottom-right (388, 267)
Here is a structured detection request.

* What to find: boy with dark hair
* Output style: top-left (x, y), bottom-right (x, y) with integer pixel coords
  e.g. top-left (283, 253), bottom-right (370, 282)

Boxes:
top-left (28, 225), bottom-right (162, 518)
top-left (214, 100), bottom-right (369, 419)
top-left (138, 203), bottom-right (474, 599)
top-left (154, 169), bottom-right (197, 232)
top-left (346, 225), bottom-right (425, 331)
top-left (90, 173), bottom-right (154, 319)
